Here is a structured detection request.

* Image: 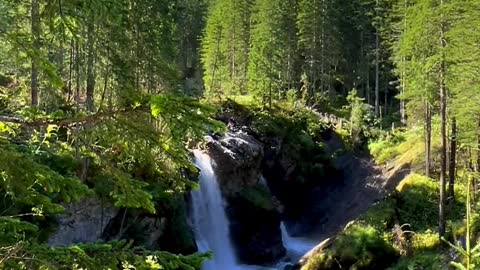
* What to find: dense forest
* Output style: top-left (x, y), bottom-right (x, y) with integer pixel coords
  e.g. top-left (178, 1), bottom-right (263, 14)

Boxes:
top-left (0, 0), bottom-right (479, 269)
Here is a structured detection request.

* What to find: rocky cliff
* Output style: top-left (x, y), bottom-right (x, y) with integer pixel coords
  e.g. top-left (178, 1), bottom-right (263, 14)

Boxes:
top-left (198, 100), bottom-right (346, 265)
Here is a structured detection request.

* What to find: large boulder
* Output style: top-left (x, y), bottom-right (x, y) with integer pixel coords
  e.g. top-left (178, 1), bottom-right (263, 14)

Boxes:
top-left (48, 197), bottom-right (117, 246)
top-left (227, 186), bottom-right (286, 264)
top-left (49, 196), bottom-right (197, 255)
top-left (206, 131), bottom-right (264, 196)
top-left (205, 130), bottom-right (286, 265)
top-left (102, 196), bottom-right (197, 254)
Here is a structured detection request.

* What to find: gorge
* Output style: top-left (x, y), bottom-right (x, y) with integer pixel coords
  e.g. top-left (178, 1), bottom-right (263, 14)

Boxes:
top-left (185, 102), bottom-right (406, 269)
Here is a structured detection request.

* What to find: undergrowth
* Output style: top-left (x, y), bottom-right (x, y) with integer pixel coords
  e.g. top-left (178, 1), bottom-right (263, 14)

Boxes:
top-left (304, 173), bottom-right (471, 270)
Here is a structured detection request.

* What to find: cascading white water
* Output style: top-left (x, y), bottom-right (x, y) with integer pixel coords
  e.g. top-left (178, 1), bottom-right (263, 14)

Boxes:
top-left (280, 222), bottom-right (317, 261)
top-left (191, 149), bottom-right (315, 270)
top-left (191, 150), bottom-right (239, 270)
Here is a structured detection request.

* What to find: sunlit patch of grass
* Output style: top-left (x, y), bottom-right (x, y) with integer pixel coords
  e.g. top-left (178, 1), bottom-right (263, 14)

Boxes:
top-left (410, 230), bottom-right (441, 251)
top-left (368, 120), bottom-right (444, 172)
top-left (228, 94), bottom-right (259, 107)
top-left (368, 127), bottom-right (424, 168)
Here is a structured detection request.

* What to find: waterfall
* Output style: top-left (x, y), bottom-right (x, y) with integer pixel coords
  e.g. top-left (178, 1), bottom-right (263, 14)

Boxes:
top-left (191, 150), bottom-right (307, 270)
top-left (280, 222), bottom-right (317, 261)
top-left (191, 150), bottom-right (239, 270)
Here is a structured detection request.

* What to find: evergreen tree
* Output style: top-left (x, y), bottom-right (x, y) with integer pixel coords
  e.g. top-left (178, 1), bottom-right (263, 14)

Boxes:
top-left (247, 0), bottom-right (298, 106)
top-left (201, 0), bottom-right (253, 97)
top-left (297, 0), bottom-right (342, 99)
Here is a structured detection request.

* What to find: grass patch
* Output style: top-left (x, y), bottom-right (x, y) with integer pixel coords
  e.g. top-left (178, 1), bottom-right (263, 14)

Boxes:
top-left (359, 198), bottom-right (397, 231)
top-left (396, 174), bottom-right (465, 233)
top-left (368, 128), bottom-right (425, 168)
top-left (390, 251), bottom-right (447, 270)
top-left (315, 173), bottom-right (469, 270)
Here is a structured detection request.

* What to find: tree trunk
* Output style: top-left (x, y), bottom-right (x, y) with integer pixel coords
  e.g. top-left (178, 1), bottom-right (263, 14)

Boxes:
top-left (374, 15), bottom-right (380, 117)
top-left (474, 118), bottom-right (480, 202)
top-left (477, 118), bottom-right (480, 173)
top-left (68, 38), bottom-right (74, 102)
top-left (75, 41), bottom-right (81, 113)
top-left (86, 18), bottom-right (96, 111)
top-left (31, 0), bottom-right (41, 107)
top-left (438, 1), bottom-right (447, 237)
top-left (400, 0), bottom-right (407, 125)
top-left (210, 29), bottom-right (222, 94)
top-left (366, 60), bottom-right (371, 105)
top-left (448, 117), bottom-right (456, 201)
top-left (425, 101), bottom-right (432, 178)
top-left (384, 76), bottom-right (388, 117)
top-left (99, 64), bottom-right (110, 112)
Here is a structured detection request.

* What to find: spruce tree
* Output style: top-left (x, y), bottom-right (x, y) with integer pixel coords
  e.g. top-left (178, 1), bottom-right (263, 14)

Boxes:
top-left (247, 0), bottom-right (298, 106)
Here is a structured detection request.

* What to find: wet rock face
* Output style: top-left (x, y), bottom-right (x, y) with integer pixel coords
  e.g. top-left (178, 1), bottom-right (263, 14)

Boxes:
top-left (48, 197), bottom-right (117, 246)
top-left (206, 131), bottom-right (264, 196)
top-left (49, 196), bottom-right (197, 255)
top-left (261, 129), bottom-right (344, 237)
top-left (227, 194), bottom-right (286, 264)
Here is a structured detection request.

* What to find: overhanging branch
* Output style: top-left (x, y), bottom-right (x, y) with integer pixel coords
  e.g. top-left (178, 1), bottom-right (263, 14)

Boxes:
top-left (0, 108), bottom-right (149, 128)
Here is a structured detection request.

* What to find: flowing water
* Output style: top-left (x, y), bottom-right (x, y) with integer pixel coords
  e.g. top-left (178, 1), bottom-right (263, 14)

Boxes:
top-left (280, 222), bottom-right (317, 261)
top-left (191, 150), bottom-right (316, 270)
top-left (191, 150), bottom-right (239, 270)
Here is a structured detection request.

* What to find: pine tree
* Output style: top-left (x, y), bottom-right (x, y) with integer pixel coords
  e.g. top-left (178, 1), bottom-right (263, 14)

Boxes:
top-left (201, 0), bottom-right (253, 97)
top-left (247, 0), bottom-right (298, 106)
top-left (297, 0), bottom-right (342, 99)
top-left (30, 0), bottom-right (41, 106)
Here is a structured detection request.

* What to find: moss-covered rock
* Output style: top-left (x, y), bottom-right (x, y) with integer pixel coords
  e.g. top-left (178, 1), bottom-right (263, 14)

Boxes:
top-left (302, 225), bottom-right (398, 270)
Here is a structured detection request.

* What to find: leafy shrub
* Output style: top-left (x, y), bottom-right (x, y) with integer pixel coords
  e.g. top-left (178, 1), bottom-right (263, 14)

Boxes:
top-left (396, 174), bottom-right (464, 233)
top-left (396, 174), bottom-right (440, 232)
top-left (410, 230), bottom-right (441, 251)
top-left (359, 198), bottom-right (397, 231)
top-left (1, 241), bottom-right (210, 270)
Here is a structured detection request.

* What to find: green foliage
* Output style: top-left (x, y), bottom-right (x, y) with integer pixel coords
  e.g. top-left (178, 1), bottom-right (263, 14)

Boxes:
top-left (395, 174), bottom-right (441, 232)
top-left (201, 0), bottom-right (253, 97)
top-left (346, 89), bottom-right (375, 147)
top-left (390, 251), bottom-right (446, 270)
top-left (303, 225), bottom-right (398, 270)
top-left (368, 128), bottom-right (426, 168)
top-left (359, 198), bottom-right (397, 231)
top-left (0, 93), bottom-right (220, 268)
top-left (352, 171), bottom-right (474, 270)
top-left (297, 0), bottom-right (343, 97)
top-left (247, 0), bottom-right (297, 105)
top-left (1, 241), bottom-right (210, 270)
top-left (252, 106), bottom-right (332, 183)
top-left (443, 173), bottom-right (480, 270)
top-left (239, 185), bottom-right (274, 211)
